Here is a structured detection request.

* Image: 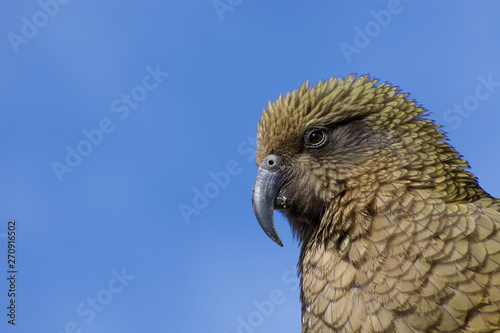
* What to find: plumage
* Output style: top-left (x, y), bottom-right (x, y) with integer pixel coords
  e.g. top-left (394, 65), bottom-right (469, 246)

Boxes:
top-left (251, 75), bottom-right (500, 332)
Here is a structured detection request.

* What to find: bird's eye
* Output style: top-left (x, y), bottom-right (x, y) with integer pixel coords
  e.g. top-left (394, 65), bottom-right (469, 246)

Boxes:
top-left (305, 129), bottom-right (327, 148)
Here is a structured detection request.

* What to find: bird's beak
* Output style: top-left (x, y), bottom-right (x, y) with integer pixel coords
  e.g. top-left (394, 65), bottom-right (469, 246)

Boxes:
top-left (252, 154), bottom-right (285, 247)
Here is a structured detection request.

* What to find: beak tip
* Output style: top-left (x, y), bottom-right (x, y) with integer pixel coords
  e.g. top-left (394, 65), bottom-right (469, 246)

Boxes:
top-left (255, 214), bottom-right (284, 247)
top-left (264, 229), bottom-right (283, 246)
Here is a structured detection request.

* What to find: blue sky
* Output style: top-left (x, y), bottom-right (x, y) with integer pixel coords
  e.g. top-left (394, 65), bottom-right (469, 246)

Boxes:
top-left (1, 1), bottom-right (500, 332)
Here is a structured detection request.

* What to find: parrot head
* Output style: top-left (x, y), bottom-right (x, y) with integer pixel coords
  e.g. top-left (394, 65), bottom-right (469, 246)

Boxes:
top-left (252, 75), bottom-right (482, 247)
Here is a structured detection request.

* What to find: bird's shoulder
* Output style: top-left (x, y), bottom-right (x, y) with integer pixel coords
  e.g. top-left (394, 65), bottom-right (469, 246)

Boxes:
top-left (300, 188), bottom-right (500, 332)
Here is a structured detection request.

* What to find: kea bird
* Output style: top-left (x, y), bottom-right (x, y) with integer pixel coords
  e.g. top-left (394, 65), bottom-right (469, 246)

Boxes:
top-left (252, 75), bottom-right (500, 332)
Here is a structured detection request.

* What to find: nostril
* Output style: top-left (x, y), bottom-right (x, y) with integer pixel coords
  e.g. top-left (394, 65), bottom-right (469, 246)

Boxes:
top-left (261, 154), bottom-right (282, 171)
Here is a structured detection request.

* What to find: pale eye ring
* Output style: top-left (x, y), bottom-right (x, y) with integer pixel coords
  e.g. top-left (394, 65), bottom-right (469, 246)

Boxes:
top-left (305, 129), bottom-right (327, 147)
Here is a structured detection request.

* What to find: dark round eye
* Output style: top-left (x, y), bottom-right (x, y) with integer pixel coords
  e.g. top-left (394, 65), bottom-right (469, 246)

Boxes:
top-left (305, 129), bottom-right (327, 147)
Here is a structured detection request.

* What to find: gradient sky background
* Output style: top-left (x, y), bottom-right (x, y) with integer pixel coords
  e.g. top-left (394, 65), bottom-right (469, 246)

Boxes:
top-left (1, 1), bottom-right (500, 332)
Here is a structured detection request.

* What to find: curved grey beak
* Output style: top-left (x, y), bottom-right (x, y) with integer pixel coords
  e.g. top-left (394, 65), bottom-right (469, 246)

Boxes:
top-left (252, 154), bottom-right (285, 247)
